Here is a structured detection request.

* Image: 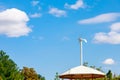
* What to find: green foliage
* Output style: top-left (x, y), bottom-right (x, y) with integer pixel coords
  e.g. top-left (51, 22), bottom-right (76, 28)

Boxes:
top-left (38, 74), bottom-right (45, 80)
top-left (0, 50), bottom-right (45, 80)
top-left (83, 62), bottom-right (103, 72)
top-left (83, 62), bottom-right (88, 66)
top-left (106, 70), bottom-right (112, 80)
top-left (21, 67), bottom-right (45, 80)
top-left (0, 50), bottom-right (24, 80)
top-left (54, 72), bottom-right (60, 80)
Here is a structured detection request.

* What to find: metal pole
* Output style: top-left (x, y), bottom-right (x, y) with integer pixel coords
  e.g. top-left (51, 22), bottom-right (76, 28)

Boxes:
top-left (79, 38), bottom-right (83, 66)
top-left (79, 38), bottom-right (87, 66)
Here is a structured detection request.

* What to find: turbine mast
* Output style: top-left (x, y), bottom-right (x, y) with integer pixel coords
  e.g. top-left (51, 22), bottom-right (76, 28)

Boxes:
top-left (79, 38), bottom-right (87, 66)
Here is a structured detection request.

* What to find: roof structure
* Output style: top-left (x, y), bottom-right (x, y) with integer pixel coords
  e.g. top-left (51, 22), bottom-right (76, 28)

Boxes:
top-left (59, 65), bottom-right (105, 79)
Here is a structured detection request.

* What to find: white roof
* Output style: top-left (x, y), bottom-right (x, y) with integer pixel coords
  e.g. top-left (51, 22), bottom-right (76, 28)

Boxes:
top-left (59, 65), bottom-right (105, 79)
top-left (61, 65), bottom-right (105, 75)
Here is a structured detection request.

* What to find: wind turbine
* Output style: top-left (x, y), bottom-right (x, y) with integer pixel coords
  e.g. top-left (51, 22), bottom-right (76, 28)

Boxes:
top-left (79, 38), bottom-right (87, 66)
top-left (59, 38), bottom-right (105, 80)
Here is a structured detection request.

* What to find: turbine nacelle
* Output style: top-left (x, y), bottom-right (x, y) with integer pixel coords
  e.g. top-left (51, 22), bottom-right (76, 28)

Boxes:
top-left (79, 38), bottom-right (87, 43)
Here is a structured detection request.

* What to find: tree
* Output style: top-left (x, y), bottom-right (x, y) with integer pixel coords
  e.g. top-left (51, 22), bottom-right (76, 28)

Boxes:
top-left (21, 67), bottom-right (45, 80)
top-left (54, 72), bottom-right (60, 80)
top-left (83, 62), bottom-right (103, 72)
top-left (0, 50), bottom-right (24, 80)
top-left (38, 74), bottom-right (45, 80)
top-left (106, 70), bottom-right (112, 80)
top-left (83, 62), bottom-right (88, 66)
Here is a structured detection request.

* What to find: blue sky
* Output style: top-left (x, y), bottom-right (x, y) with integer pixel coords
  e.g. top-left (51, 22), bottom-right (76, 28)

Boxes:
top-left (0, 0), bottom-right (120, 79)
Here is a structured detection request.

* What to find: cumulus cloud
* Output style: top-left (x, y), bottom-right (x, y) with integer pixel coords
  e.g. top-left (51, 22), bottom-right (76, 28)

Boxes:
top-left (29, 13), bottom-right (42, 18)
top-left (0, 8), bottom-right (31, 37)
top-left (49, 7), bottom-right (66, 17)
top-left (78, 13), bottom-right (120, 24)
top-left (65, 0), bottom-right (85, 10)
top-left (31, 0), bottom-right (39, 6)
top-left (93, 22), bottom-right (120, 44)
top-left (103, 58), bottom-right (115, 65)
top-left (31, 1), bottom-right (41, 11)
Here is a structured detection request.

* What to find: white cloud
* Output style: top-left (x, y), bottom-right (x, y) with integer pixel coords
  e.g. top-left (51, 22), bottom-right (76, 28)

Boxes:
top-left (31, 1), bottom-right (39, 6)
top-left (49, 7), bottom-right (66, 17)
top-left (78, 13), bottom-right (120, 24)
top-left (65, 0), bottom-right (85, 10)
top-left (103, 58), bottom-right (115, 65)
top-left (29, 13), bottom-right (42, 18)
top-left (93, 22), bottom-right (120, 44)
top-left (0, 8), bottom-right (31, 37)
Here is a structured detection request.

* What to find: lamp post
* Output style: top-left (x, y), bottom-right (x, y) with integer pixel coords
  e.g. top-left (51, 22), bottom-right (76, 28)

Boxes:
top-left (79, 38), bottom-right (87, 66)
